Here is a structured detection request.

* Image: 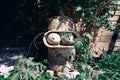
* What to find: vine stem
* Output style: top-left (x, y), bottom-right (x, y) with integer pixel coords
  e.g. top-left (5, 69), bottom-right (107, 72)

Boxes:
top-left (26, 32), bottom-right (45, 57)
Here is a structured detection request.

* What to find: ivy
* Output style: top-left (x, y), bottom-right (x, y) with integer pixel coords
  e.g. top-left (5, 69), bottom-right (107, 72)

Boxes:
top-left (74, 50), bottom-right (120, 80)
top-left (0, 75), bottom-right (10, 80)
top-left (16, 0), bottom-right (120, 36)
top-left (8, 55), bottom-right (51, 80)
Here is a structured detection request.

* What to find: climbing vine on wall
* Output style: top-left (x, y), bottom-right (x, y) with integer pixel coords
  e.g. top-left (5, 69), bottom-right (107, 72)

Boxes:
top-left (16, 0), bottom-right (120, 35)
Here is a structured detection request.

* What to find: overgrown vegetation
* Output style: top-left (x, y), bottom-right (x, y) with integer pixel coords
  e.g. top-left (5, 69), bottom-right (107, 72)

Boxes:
top-left (72, 32), bottom-right (120, 80)
top-left (0, 75), bottom-right (9, 80)
top-left (2, 0), bottom-right (118, 80)
top-left (74, 49), bottom-right (120, 80)
top-left (93, 51), bottom-right (120, 80)
top-left (74, 33), bottom-right (92, 54)
top-left (0, 46), bottom-right (119, 80)
top-left (16, 0), bottom-right (120, 35)
top-left (7, 55), bottom-right (51, 80)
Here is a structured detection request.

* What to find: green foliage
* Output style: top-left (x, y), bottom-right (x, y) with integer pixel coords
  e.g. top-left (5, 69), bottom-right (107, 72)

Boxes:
top-left (93, 51), bottom-right (120, 80)
top-left (74, 50), bottom-right (120, 80)
top-left (73, 33), bottom-right (92, 54)
top-left (61, 33), bottom-right (72, 39)
top-left (74, 0), bottom-right (120, 32)
top-left (15, 1), bottom-right (120, 79)
top-left (16, 0), bottom-right (120, 35)
top-left (53, 74), bottom-right (69, 80)
top-left (74, 63), bottom-right (94, 80)
top-left (0, 75), bottom-right (10, 80)
top-left (74, 37), bottom-right (90, 53)
top-left (16, 0), bottom-right (36, 34)
top-left (73, 33), bottom-right (95, 79)
top-left (8, 55), bottom-right (51, 80)
top-left (73, 31), bottom-right (120, 80)
top-left (16, 0), bottom-right (71, 35)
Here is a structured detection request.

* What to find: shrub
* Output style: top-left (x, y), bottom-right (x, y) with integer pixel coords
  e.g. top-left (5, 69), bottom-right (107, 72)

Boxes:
top-left (74, 50), bottom-right (120, 80)
top-left (8, 55), bottom-right (51, 80)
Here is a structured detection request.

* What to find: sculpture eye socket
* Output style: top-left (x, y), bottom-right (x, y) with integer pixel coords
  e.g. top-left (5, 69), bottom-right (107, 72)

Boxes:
top-left (68, 37), bottom-right (71, 40)
top-left (52, 37), bottom-right (55, 40)
top-left (69, 56), bottom-right (71, 60)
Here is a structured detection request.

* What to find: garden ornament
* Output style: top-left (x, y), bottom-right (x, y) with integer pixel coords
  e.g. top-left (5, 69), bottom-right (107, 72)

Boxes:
top-left (47, 33), bottom-right (61, 45)
top-left (48, 16), bottom-right (75, 31)
top-left (43, 16), bottom-right (76, 72)
top-left (61, 33), bottom-right (74, 46)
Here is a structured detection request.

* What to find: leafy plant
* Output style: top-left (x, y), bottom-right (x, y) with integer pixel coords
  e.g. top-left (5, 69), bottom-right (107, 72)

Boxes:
top-left (73, 32), bottom-right (92, 54)
top-left (16, 0), bottom-right (120, 35)
top-left (8, 55), bottom-right (51, 80)
top-left (73, 31), bottom-right (120, 80)
top-left (74, 62), bottom-right (95, 80)
top-left (0, 75), bottom-right (10, 80)
top-left (53, 74), bottom-right (69, 80)
top-left (73, 32), bottom-right (95, 80)
top-left (74, 49), bottom-right (120, 80)
top-left (15, 0), bottom-right (120, 80)
top-left (74, 0), bottom-right (120, 33)
top-left (61, 33), bottom-right (73, 38)
top-left (93, 51), bottom-right (120, 80)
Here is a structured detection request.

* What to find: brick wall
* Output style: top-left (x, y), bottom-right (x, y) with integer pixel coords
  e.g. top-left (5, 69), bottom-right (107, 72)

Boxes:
top-left (93, 6), bottom-right (120, 52)
top-left (64, 5), bottom-right (120, 52)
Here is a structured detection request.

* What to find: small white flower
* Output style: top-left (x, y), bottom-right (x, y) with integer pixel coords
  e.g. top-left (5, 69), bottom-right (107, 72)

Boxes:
top-left (0, 65), bottom-right (14, 78)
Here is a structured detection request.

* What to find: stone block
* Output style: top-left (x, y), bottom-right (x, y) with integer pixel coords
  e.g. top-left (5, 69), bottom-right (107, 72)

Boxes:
top-left (100, 37), bottom-right (112, 42)
top-left (101, 31), bottom-right (114, 37)
top-left (117, 6), bottom-right (120, 10)
top-left (109, 16), bottom-right (119, 21)
top-left (115, 11), bottom-right (120, 15)
top-left (111, 21), bottom-right (117, 24)
top-left (115, 42), bottom-right (120, 46)
top-left (95, 42), bottom-right (109, 47)
top-left (94, 37), bottom-right (101, 42)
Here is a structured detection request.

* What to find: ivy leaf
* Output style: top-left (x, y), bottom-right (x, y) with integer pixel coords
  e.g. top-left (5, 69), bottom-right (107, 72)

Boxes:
top-left (76, 6), bottom-right (82, 11)
top-left (45, 72), bottom-right (51, 79)
top-left (40, 72), bottom-right (51, 80)
top-left (11, 55), bottom-right (22, 60)
top-left (9, 73), bottom-right (19, 80)
top-left (0, 75), bottom-right (5, 80)
top-left (29, 71), bottom-right (36, 80)
top-left (28, 57), bottom-right (34, 61)
top-left (42, 59), bottom-right (49, 64)
top-left (76, 11), bottom-right (82, 19)
top-left (22, 72), bottom-right (29, 80)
